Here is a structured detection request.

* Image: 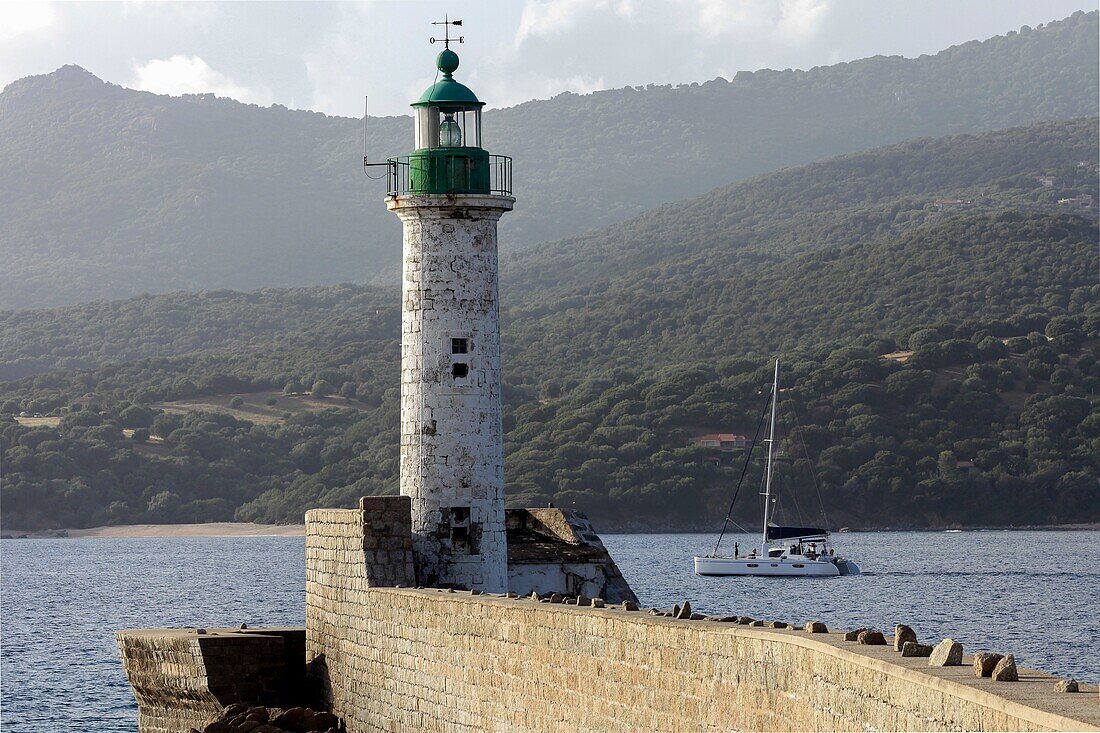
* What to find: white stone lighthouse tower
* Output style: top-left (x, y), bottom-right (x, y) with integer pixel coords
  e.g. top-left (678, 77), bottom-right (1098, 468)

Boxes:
top-left (385, 36), bottom-right (513, 592)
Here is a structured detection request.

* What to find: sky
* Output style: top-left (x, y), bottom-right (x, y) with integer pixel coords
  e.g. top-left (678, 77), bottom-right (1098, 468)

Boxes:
top-left (0, 0), bottom-right (1095, 118)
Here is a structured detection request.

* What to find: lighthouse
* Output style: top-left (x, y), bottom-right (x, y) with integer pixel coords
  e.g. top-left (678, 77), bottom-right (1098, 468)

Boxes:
top-left (385, 31), bottom-right (513, 592)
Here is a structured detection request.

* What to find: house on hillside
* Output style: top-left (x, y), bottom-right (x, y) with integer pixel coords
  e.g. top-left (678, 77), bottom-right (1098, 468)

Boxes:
top-left (1034, 175), bottom-right (1056, 187)
top-left (692, 433), bottom-right (749, 452)
top-left (933, 198), bottom-right (973, 210)
top-left (955, 460), bottom-right (978, 475)
top-left (1057, 194), bottom-right (1093, 209)
top-left (691, 433), bottom-right (750, 466)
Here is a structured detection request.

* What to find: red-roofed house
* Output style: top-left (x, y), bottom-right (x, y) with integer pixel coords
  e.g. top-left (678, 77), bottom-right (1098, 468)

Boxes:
top-left (691, 433), bottom-right (749, 452)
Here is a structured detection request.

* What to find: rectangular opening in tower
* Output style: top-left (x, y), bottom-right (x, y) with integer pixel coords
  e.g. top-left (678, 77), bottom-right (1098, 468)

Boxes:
top-left (452, 363), bottom-right (469, 379)
top-left (448, 506), bottom-right (478, 554)
top-left (451, 338), bottom-right (469, 354)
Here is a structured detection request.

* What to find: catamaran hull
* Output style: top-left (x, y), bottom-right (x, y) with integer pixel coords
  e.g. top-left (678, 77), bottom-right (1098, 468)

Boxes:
top-left (693, 556), bottom-right (841, 577)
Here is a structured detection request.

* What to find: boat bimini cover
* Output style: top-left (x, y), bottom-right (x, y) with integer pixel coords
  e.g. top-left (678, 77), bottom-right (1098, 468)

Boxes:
top-left (765, 525), bottom-right (829, 541)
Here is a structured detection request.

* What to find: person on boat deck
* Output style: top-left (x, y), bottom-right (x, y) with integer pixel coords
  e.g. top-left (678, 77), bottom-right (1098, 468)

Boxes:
top-left (808, 542), bottom-right (818, 559)
top-left (734, 542), bottom-right (740, 558)
top-left (749, 548), bottom-right (757, 558)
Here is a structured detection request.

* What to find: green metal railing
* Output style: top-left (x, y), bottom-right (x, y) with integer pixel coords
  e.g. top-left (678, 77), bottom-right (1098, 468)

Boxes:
top-left (388, 151), bottom-right (512, 197)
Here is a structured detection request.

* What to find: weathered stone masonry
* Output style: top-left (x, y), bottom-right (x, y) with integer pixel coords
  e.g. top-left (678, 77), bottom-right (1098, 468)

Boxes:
top-left (389, 193), bottom-right (514, 593)
top-left (300, 587), bottom-right (1099, 733)
top-left (115, 627), bottom-right (305, 733)
top-left (298, 503), bottom-right (1099, 733)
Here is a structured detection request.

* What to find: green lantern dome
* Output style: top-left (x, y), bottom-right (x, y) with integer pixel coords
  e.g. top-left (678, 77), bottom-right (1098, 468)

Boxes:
top-left (413, 49), bottom-right (483, 108)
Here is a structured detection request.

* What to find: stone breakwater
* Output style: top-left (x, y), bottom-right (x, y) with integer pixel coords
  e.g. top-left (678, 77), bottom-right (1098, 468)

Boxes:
top-left (118, 502), bottom-right (1098, 732)
top-left (299, 587), bottom-right (1099, 733)
top-left (120, 589), bottom-right (1100, 732)
top-left (115, 628), bottom-right (306, 733)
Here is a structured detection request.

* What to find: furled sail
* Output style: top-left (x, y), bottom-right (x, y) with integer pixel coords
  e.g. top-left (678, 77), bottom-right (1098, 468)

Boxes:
top-left (765, 525), bottom-right (828, 541)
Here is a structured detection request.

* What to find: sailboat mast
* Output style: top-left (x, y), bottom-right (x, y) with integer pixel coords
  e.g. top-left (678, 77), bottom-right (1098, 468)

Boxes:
top-left (761, 359), bottom-right (780, 548)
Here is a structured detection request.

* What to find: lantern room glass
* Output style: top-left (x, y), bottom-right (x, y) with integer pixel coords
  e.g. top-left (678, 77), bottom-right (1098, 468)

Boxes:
top-left (414, 106), bottom-right (482, 150)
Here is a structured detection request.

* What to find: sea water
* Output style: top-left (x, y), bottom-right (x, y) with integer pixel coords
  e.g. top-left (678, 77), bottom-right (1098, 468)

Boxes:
top-left (1, 531), bottom-right (1096, 732)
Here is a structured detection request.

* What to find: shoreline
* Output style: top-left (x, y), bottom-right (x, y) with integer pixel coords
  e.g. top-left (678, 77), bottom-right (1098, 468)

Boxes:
top-left (1, 522), bottom-right (307, 539)
top-left (2, 521), bottom-right (1097, 539)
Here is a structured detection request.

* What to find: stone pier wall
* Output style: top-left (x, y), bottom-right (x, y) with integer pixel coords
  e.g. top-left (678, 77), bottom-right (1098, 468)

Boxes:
top-left (301, 501), bottom-right (1098, 733)
top-left (303, 588), bottom-right (1097, 733)
top-left (304, 497), bottom-right (417, 711)
top-left (116, 627), bottom-right (305, 733)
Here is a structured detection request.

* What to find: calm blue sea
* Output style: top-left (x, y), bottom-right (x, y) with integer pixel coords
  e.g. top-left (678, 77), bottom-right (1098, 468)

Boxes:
top-left (1, 531), bottom-right (1097, 732)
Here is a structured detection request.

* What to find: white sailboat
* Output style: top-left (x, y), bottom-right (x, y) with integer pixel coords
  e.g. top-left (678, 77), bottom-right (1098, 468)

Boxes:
top-left (693, 360), bottom-right (860, 578)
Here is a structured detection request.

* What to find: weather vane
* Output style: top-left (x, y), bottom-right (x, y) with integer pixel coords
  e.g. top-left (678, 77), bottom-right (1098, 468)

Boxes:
top-left (430, 15), bottom-right (464, 48)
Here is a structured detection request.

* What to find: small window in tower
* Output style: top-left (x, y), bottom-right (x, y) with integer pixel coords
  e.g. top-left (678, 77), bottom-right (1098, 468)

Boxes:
top-left (452, 363), bottom-right (469, 379)
top-left (449, 506), bottom-right (472, 552)
top-left (451, 337), bottom-right (469, 354)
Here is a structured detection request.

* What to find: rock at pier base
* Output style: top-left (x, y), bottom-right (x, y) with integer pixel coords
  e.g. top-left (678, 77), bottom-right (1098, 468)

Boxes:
top-left (843, 628), bottom-right (867, 641)
top-left (857, 630), bottom-right (887, 645)
top-left (1055, 679), bottom-right (1079, 693)
top-left (929, 638), bottom-right (963, 666)
top-left (805, 621), bottom-right (828, 633)
top-left (992, 655), bottom-right (1019, 682)
top-left (894, 624), bottom-right (917, 651)
top-left (973, 652), bottom-right (1004, 677)
top-left (901, 641), bottom-right (933, 657)
top-left (196, 705), bottom-right (340, 733)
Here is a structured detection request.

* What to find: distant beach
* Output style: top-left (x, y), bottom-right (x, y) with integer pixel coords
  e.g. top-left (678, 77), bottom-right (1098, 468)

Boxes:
top-left (3, 522), bottom-right (306, 539)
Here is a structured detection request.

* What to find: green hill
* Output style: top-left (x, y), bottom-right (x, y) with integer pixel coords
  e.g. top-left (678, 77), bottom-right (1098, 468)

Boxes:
top-left (2, 119), bottom-right (1097, 531)
top-left (1, 11), bottom-right (1097, 309)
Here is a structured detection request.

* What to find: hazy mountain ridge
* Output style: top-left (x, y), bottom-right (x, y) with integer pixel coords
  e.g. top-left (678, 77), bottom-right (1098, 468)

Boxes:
top-left (2, 117), bottom-right (1095, 384)
top-left (3, 117), bottom-right (1095, 383)
top-left (1, 10), bottom-right (1096, 309)
top-left (503, 117), bottom-right (1100, 298)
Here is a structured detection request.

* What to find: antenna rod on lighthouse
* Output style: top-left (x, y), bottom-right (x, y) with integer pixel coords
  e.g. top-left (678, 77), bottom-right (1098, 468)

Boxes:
top-left (362, 95), bottom-right (392, 180)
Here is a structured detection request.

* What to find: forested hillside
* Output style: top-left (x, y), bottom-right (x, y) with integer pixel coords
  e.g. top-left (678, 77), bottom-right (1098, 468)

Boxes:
top-left (3, 305), bottom-right (1096, 531)
top-left (1, 11), bottom-right (1096, 309)
top-left (2, 118), bottom-right (1097, 532)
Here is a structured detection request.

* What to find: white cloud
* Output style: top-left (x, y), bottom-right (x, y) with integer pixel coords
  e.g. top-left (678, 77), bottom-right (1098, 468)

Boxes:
top-left (696, 0), bottom-right (758, 37)
top-left (777, 0), bottom-right (830, 42)
top-left (691, 0), bottom-right (831, 42)
top-left (130, 55), bottom-right (273, 105)
top-left (515, 0), bottom-right (634, 47)
top-left (0, 1), bottom-right (57, 42)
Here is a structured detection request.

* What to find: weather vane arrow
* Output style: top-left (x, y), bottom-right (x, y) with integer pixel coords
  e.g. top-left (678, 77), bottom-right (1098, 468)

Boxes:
top-left (430, 14), bottom-right (464, 48)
